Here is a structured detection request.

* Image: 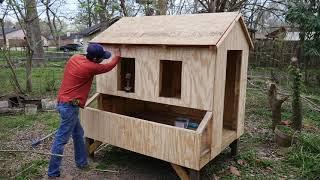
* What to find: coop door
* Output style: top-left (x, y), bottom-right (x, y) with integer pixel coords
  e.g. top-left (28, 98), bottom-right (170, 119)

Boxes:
top-left (118, 58), bottom-right (135, 92)
top-left (223, 50), bottom-right (242, 130)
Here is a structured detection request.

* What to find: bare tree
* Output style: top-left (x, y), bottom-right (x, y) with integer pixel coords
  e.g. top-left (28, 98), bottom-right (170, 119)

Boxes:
top-left (156, 0), bottom-right (168, 15)
top-left (0, 2), bottom-right (24, 94)
top-left (8, 0), bottom-right (45, 92)
top-left (40, 0), bottom-right (64, 48)
top-left (196, 0), bottom-right (248, 12)
top-left (120, 0), bottom-right (128, 16)
top-left (97, 0), bottom-right (109, 30)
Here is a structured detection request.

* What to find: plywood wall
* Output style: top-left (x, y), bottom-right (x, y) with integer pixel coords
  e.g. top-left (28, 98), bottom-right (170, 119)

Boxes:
top-left (96, 46), bottom-right (216, 111)
top-left (211, 21), bottom-right (249, 158)
top-left (81, 107), bottom-right (201, 170)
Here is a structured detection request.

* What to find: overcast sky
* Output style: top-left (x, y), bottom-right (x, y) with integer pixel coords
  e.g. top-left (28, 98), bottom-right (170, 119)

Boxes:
top-left (2, 0), bottom-right (79, 29)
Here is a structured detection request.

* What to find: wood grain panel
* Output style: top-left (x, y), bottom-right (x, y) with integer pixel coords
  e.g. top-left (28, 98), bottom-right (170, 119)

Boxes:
top-left (221, 22), bottom-right (249, 138)
top-left (211, 21), bottom-right (250, 158)
top-left (90, 12), bottom-right (244, 46)
top-left (96, 46), bottom-right (215, 111)
top-left (80, 107), bottom-right (201, 170)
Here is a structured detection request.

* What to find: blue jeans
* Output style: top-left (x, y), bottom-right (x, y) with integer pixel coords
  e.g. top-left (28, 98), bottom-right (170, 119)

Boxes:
top-left (48, 103), bottom-right (87, 177)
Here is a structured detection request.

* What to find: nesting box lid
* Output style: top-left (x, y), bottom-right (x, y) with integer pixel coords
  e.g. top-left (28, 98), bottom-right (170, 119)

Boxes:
top-left (91, 12), bottom-right (253, 48)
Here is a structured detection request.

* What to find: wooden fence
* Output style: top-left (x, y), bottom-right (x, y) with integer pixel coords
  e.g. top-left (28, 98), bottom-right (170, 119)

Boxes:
top-left (249, 40), bottom-right (320, 68)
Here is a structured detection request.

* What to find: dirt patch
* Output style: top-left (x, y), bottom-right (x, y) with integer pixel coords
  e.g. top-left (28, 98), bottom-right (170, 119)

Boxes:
top-left (0, 122), bottom-right (179, 179)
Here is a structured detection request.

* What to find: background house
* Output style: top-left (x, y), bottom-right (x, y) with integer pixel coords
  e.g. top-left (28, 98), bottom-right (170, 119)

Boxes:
top-left (266, 26), bottom-right (300, 41)
top-left (58, 32), bottom-right (83, 46)
top-left (0, 27), bottom-right (49, 48)
top-left (81, 17), bottom-right (120, 52)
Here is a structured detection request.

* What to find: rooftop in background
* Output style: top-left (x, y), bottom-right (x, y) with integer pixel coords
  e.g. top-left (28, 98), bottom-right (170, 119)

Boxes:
top-left (90, 12), bottom-right (253, 48)
top-left (59, 32), bottom-right (83, 40)
top-left (81, 17), bottom-right (121, 37)
top-left (0, 27), bottom-right (20, 36)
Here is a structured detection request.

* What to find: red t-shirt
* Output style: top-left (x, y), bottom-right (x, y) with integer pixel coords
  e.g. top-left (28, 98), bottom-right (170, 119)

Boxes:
top-left (57, 54), bottom-right (119, 108)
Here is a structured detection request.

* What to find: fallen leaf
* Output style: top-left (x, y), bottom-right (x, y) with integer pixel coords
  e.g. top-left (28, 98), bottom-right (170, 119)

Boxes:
top-left (281, 120), bottom-right (291, 125)
top-left (212, 174), bottom-right (220, 180)
top-left (237, 159), bottom-right (246, 166)
top-left (229, 165), bottom-right (241, 177)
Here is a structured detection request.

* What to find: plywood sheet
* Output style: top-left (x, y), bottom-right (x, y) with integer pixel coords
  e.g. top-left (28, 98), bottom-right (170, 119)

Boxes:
top-left (90, 12), bottom-right (251, 46)
top-left (220, 22), bottom-right (249, 138)
top-left (211, 21), bottom-right (249, 158)
top-left (97, 46), bottom-right (215, 111)
top-left (80, 107), bottom-right (201, 170)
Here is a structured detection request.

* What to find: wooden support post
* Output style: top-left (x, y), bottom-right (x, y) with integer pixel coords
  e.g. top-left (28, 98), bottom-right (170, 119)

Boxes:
top-left (229, 138), bottom-right (239, 157)
top-left (171, 164), bottom-right (200, 180)
top-left (171, 164), bottom-right (189, 180)
top-left (85, 137), bottom-right (102, 159)
top-left (189, 169), bottom-right (200, 180)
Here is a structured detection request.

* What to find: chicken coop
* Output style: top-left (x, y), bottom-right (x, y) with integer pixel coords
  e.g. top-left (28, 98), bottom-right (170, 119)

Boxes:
top-left (80, 12), bottom-right (253, 179)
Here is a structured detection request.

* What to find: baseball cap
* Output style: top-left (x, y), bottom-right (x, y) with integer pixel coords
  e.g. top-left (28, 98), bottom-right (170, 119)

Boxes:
top-left (86, 43), bottom-right (111, 60)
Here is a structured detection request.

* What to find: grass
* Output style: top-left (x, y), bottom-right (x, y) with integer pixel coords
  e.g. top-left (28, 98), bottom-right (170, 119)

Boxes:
top-left (287, 133), bottom-right (320, 179)
top-left (0, 57), bottom-right (98, 98)
top-left (201, 81), bottom-right (320, 179)
top-left (276, 125), bottom-right (295, 135)
top-left (0, 64), bottom-right (64, 97)
top-left (0, 112), bottom-right (60, 141)
top-left (14, 159), bottom-right (48, 180)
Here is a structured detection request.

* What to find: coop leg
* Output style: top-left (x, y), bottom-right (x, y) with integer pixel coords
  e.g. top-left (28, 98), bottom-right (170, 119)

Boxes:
top-left (229, 138), bottom-right (239, 157)
top-left (85, 137), bottom-right (102, 159)
top-left (189, 169), bottom-right (200, 180)
top-left (171, 164), bottom-right (189, 180)
top-left (171, 164), bottom-right (201, 180)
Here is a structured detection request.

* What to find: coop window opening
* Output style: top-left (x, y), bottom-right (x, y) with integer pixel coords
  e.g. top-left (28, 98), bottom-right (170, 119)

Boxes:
top-left (118, 57), bottom-right (135, 92)
top-left (159, 60), bottom-right (182, 98)
top-left (223, 50), bottom-right (242, 131)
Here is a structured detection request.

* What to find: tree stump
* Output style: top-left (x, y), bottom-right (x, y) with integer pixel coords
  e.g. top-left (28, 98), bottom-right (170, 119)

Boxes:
top-left (268, 82), bottom-right (289, 130)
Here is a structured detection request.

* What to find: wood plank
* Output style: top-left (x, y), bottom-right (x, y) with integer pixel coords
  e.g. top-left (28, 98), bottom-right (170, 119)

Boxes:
top-left (211, 47), bottom-right (227, 158)
top-left (85, 93), bottom-right (99, 107)
top-left (97, 45), bottom-right (215, 111)
top-left (196, 111), bottom-right (212, 133)
top-left (80, 107), bottom-right (201, 170)
top-left (171, 164), bottom-right (190, 180)
top-left (199, 149), bottom-right (211, 169)
top-left (91, 12), bottom-right (242, 46)
top-left (221, 129), bottom-right (237, 151)
top-left (211, 21), bottom-right (249, 159)
top-left (215, 14), bottom-right (240, 48)
top-left (89, 141), bottom-right (102, 154)
top-left (219, 22), bottom-right (249, 138)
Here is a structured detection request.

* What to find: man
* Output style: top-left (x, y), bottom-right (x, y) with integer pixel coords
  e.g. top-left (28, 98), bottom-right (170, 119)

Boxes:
top-left (48, 44), bottom-right (121, 178)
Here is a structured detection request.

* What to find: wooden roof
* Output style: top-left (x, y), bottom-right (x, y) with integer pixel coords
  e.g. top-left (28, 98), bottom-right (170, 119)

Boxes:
top-left (91, 12), bottom-right (253, 48)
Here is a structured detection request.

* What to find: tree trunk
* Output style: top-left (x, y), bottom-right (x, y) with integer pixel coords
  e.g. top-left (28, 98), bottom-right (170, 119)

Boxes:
top-left (25, 0), bottom-right (45, 66)
top-left (87, 0), bottom-right (92, 27)
top-left (0, 19), bottom-right (24, 94)
top-left (290, 57), bottom-right (303, 131)
top-left (156, 0), bottom-right (168, 15)
top-left (119, 0), bottom-right (128, 16)
top-left (44, 0), bottom-right (59, 47)
top-left (0, 19), bottom-right (7, 47)
top-left (268, 83), bottom-right (288, 130)
top-left (25, 23), bottom-right (33, 92)
top-left (97, 0), bottom-right (108, 30)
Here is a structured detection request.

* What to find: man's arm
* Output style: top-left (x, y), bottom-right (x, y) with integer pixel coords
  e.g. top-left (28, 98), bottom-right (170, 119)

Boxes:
top-left (89, 49), bottom-right (121, 75)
